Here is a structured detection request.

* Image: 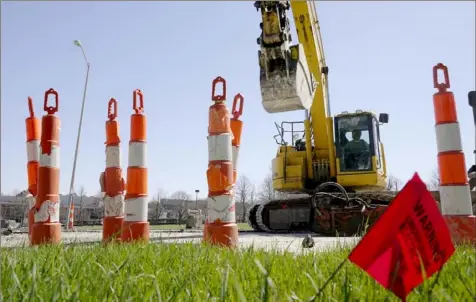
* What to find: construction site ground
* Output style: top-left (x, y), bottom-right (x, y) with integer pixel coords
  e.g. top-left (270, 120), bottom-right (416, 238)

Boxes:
top-left (1, 228), bottom-right (359, 253)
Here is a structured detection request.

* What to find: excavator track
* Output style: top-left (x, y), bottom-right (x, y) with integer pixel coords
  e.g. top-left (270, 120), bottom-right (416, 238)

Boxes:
top-left (246, 188), bottom-right (476, 236)
top-left (246, 190), bottom-right (399, 236)
top-left (246, 204), bottom-right (261, 231)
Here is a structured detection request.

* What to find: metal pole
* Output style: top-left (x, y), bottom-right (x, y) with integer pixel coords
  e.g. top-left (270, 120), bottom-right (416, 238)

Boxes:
top-left (66, 41), bottom-right (90, 229)
top-left (195, 189), bottom-right (199, 210)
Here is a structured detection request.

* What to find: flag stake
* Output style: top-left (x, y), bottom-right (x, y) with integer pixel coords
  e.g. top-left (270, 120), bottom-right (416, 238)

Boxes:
top-left (312, 258), bottom-right (347, 300)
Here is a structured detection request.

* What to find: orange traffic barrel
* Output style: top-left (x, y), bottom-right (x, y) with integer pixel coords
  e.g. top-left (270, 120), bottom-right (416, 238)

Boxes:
top-left (121, 90), bottom-right (150, 242)
top-left (203, 77), bottom-right (239, 248)
top-left (25, 97), bottom-right (41, 238)
top-left (230, 93), bottom-right (244, 184)
top-left (432, 63), bottom-right (475, 245)
top-left (30, 88), bottom-right (62, 245)
top-left (102, 98), bottom-right (125, 242)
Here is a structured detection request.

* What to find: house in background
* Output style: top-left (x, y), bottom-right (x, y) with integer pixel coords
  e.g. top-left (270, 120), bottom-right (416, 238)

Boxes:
top-left (1, 192), bottom-right (254, 225)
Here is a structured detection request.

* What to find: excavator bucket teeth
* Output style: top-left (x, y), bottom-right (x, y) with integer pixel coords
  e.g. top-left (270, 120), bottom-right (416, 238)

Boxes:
top-left (259, 44), bottom-right (315, 113)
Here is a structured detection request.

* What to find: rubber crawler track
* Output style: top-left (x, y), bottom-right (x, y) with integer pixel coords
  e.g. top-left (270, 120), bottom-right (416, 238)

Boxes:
top-left (246, 191), bottom-right (398, 234)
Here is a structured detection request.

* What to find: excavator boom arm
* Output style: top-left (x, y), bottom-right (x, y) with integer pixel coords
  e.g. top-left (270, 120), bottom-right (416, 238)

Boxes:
top-left (289, 1), bottom-right (331, 153)
top-left (256, 1), bottom-right (333, 159)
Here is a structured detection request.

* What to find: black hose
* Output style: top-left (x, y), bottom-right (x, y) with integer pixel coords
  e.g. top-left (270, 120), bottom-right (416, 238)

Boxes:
top-left (312, 182), bottom-right (370, 209)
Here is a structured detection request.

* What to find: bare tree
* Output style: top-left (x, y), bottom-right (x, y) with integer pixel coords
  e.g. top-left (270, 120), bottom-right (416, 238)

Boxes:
top-left (427, 168), bottom-right (440, 191)
top-left (249, 182), bottom-right (256, 205)
top-left (150, 188), bottom-right (167, 220)
top-left (235, 174), bottom-right (254, 222)
top-left (170, 190), bottom-right (191, 221)
top-left (78, 186), bottom-right (86, 222)
top-left (386, 174), bottom-right (402, 191)
top-left (156, 188), bottom-right (168, 200)
top-left (258, 168), bottom-right (291, 202)
top-left (258, 171), bottom-right (276, 202)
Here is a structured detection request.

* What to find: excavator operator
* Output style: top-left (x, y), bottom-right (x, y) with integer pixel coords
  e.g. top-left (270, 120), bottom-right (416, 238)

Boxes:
top-left (343, 129), bottom-right (370, 170)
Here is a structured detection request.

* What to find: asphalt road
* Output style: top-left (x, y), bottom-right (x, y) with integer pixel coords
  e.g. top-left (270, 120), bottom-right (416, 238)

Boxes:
top-left (1, 230), bottom-right (359, 253)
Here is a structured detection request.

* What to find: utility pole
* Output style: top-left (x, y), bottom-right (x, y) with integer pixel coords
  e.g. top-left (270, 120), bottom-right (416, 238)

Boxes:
top-left (195, 189), bottom-right (200, 210)
top-left (66, 40), bottom-right (90, 229)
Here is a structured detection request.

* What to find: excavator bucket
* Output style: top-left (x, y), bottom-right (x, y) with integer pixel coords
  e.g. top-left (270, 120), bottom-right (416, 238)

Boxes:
top-left (259, 44), bottom-right (315, 113)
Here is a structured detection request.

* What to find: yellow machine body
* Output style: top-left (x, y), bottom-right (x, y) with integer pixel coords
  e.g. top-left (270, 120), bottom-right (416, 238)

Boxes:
top-left (256, 1), bottom-right (389, 193)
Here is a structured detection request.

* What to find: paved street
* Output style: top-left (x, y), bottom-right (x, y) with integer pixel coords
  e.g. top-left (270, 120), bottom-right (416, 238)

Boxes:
top-left (1, 230), bottom-right (359, 254)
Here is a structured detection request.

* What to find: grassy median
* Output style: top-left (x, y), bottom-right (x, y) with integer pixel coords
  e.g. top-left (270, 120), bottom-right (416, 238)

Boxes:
top-left (1, 242), bottom-right (474, 301)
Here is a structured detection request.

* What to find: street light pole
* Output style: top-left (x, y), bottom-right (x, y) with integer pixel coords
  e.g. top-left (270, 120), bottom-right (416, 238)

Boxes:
top-left (195, 189), bottom-right (200, 210)
top-left (66, 40), bottom-right (90, 229)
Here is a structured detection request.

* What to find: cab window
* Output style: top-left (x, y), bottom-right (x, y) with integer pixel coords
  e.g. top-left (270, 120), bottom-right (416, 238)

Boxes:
top-left (336, 115), bottom-right (373, 172)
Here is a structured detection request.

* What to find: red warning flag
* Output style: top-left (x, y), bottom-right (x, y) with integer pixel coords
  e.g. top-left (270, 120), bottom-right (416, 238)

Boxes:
top-left (348, 173), bottom-right (455, 301)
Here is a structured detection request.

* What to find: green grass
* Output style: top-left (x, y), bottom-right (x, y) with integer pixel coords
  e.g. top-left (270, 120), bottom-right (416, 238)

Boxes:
top-left (74, 223), bottom-right (253, 231)
top-left (1, 243), bottom-right (474, 301)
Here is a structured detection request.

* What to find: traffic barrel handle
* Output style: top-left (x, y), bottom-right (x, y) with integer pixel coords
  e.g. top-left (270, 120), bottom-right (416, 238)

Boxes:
top-left (212, 76), bottom-right (226, 102)
top-left (433, 63), bottom-right (450, 92)
top-left (44, 88), bottom-right (59, 114)
top-left (232, 93), bottom-right (244, 119)
top-left (28, 97), bottom-right (35, 117)
top-left (133, 89), bottom-right (144, 114)
top-left (108, 98), bottom-right (118, 121)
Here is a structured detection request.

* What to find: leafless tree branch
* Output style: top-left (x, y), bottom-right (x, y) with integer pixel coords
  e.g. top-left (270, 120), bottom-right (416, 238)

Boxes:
top-left (427, 168), bottom-right (440, 191)
top-left (235, 174), bottom-right (255, 222)
top-left (258, 167), bottom-right (291, 202)
top-left (170, 190), bottom-right (191, 221)
top-left (386, 174), bottom-right (402, 191)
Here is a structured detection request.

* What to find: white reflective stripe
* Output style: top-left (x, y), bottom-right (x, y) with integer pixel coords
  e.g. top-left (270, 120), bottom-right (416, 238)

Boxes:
top-left (26, 140), bottom-right (40, 162)
top-left (104, 194), bottom-right (125, 217)
top-left (124, 196), bottom-right (148, 221)
top-left (128, 142), bottom-right (147, 167)
top-left (439, 185), bottom-right (473, 215)
top-left (435, 123), bottom-right (462, 153)
top-left (232, 146), bottom-right (239, 170)
top-left (207, 194), bottom-right (235, 223)
top-left (106, 146), bottom-right (121, 168)
top-left (39, 145), bottom-right (60, 168)
top-left (34, 200), bottom-right (60, 223)
top-left (208, 133), bottom-right (232, 162)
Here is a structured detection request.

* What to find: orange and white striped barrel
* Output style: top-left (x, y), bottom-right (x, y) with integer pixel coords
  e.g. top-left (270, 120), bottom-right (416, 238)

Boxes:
top-left (121, 89), bottom-right (149, 242)
top-left (31, 88), bottom-right (62, 245)
top-left (432, 63), bottom-right (475, 245)
top-left (230, 93), bottom-right (244, 184)
top-left (25, 97), bottom-right (41, 237)
top-left (67, 202), bottom-right (75, 229)
top-left (203, 77), bottom-right (238, 248)
top-left (102, 98), bottom-right (125, 242)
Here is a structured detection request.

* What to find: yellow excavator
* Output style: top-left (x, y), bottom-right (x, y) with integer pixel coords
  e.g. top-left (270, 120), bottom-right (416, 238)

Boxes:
top-left (246, 1), bottom-right (476, 235)
top-left (245, 1), bottom-right (399, 235)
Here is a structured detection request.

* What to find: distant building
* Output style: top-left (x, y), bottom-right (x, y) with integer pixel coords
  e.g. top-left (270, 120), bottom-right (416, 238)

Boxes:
top-left (0, 192), bottom-right (103, 224)
top-left (1, 193), bottom-right (253, 224)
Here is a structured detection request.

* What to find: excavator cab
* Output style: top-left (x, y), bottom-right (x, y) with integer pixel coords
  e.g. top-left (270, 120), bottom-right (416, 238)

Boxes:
top-left (334, 111), bottom-right (389, 189)
top-left (255, 1), bottom-right (315, 114)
